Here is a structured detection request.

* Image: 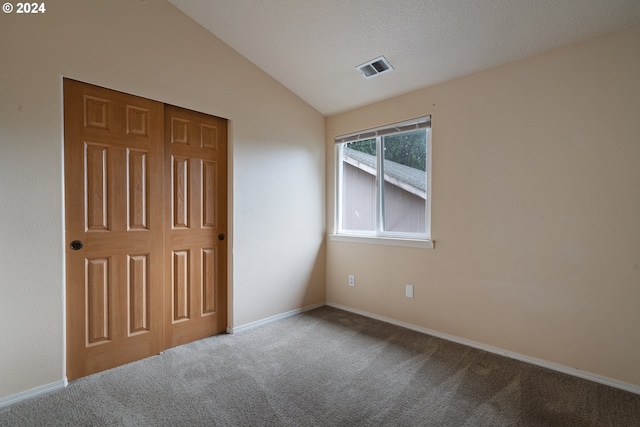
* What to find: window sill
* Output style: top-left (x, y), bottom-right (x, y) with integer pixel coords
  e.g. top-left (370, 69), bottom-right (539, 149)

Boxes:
top-left (329, 234), bottom-right (434, 249)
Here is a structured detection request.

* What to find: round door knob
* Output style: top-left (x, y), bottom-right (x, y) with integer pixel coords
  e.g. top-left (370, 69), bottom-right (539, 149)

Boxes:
top-left (218, 233), bottom-right (225, 241)
top-left (70, 240), bottom-right (84, 250)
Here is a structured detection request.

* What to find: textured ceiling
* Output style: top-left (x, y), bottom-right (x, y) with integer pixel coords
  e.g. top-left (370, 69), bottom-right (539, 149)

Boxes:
top-left (168, 0), bottom-right (640, 116)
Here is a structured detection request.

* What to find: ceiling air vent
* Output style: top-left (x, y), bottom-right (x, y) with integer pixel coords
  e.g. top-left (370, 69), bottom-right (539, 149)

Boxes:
top-left (356, 56), bottom-right (394, 79)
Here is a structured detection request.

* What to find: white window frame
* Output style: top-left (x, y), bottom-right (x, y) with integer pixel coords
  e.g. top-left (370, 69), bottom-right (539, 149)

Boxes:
top-left (331, 116), bottom-right (433, 249)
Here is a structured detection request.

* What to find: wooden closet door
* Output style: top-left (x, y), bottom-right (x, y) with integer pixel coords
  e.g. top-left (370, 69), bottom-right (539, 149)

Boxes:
top-left (163, 105), bottom-right (227, 348)
top-left (64, 79), bottom-right (164, 380)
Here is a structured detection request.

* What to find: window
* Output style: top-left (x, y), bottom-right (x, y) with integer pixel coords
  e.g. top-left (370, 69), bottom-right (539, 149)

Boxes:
top-left (334, 116), bottom-right (432, 246)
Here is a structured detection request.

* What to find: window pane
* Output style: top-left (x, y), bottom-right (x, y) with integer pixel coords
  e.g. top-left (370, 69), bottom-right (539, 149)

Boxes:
top-left (341, 139), bottom-right (377, 232)
top-left (382, 130), bottom-right (426, 233)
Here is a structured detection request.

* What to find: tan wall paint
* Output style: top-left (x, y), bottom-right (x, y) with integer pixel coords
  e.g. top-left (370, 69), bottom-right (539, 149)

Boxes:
top-left (327, 25), bottom-right (640, 387)
top-left (0, 0), bottom-right (325, 399)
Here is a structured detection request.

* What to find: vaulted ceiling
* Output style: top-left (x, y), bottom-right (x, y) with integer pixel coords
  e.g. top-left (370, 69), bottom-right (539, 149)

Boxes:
top-left (168, 0), bottom-right (640, 116)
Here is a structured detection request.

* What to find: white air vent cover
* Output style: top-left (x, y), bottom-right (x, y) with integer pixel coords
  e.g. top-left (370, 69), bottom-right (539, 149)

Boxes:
top-left (356, 56), bottom-right (394, 79)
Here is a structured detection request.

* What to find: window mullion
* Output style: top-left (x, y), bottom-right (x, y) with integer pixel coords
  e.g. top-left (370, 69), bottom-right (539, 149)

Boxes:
top-left (376, 136), bottom-right (384, 234)
top-left (336, 144), bottom-right (344, 233)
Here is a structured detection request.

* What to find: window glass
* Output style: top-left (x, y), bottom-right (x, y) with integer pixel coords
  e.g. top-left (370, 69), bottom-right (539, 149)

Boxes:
top-left (341, 139), bottom-right (377, 232)
top-left (382, 130), bottom-right (427, 234)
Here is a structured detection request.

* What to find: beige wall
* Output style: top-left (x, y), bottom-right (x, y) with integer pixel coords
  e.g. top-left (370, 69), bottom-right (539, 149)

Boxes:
top-left (327, 25), bottom-right (640, 387)
top-left (0, 0), bottom-right (325, 400)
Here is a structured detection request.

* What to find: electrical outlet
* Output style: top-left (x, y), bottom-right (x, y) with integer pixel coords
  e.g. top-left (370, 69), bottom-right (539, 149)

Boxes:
top-left (348, 275), bottom-right (355, 287)
top-left (405, 284), bottom-right (414, 298)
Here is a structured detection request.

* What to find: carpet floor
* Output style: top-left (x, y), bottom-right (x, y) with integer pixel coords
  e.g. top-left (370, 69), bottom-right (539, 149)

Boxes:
top-left (1, 306), bottom-right (638, 426)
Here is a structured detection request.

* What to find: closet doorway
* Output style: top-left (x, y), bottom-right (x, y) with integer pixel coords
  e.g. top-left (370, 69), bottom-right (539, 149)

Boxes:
top-left (64, 79), bottom-right (227, 380)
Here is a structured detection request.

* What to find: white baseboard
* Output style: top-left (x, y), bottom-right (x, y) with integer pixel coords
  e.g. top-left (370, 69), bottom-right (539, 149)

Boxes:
top-left (227, 302), bottom-right (325, 334)
top-left (0, 378), bottom-right (68, 410)
top-left (326, 302), bottom-right (640, 396)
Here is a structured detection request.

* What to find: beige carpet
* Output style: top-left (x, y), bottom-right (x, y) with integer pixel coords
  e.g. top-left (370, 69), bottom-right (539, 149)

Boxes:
top-left (1, 306), bottom-right (638, 426)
